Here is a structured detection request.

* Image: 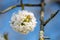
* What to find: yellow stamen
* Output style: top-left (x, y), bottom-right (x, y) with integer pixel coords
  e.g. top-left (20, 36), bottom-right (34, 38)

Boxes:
top-left (23, 15), bottom-right (31, 22)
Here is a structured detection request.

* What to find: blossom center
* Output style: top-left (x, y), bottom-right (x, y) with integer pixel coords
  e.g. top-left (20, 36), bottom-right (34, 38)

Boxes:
top-left (23, 15), bottom-right (31, 22)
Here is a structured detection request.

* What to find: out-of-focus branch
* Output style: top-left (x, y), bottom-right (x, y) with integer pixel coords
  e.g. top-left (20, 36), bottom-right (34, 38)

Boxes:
top-left (0, 6), bottom-right (16, 14)
top-left (16, 4), bottom-right (41, 7)
top-left (43, 10), bottom-right (60, 26)
top-left (0, 4), bottom-right (41, 14)
top-left (39, 0), bottom-right (45, 40)
top-left (40, 0), bottom-right (45, 30)
top-left (4, 33), bottom-right (8, 40)
top-left (13, 3), bottom-right (44, 7)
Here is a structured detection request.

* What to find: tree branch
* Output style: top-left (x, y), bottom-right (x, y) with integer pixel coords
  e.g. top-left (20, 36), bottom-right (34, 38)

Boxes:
top-left (0, 6), bottom-right (16, 14)
top-left (0, 4), bottom-right (41, 14)
top-left (43, 10), bottom-right (60, 26)
top-left (39, 0), bottom-right (45, 40)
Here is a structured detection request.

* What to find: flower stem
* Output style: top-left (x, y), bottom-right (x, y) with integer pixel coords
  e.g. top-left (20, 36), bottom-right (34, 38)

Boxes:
top-left (21, 0), bottom-right (24, 10)
top-left (4, 33), bottom-right (8, 40)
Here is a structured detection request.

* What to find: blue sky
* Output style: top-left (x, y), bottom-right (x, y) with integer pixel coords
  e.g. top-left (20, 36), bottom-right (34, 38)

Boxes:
top-left (0, 0), bottom-right (60, 40)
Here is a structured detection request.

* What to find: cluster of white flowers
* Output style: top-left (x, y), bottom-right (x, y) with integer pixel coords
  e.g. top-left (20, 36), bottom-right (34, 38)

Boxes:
top-left (10, 10), bottom-right (37, 34)
top-left (0, 35), bottom-right (5, 40)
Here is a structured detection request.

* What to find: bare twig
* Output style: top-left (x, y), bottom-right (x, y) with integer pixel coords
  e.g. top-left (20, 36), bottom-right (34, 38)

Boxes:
top-left (0, 4), bottom-right (41, 14)
top-left (19, 4), bottom-right (41, 6)
top-left (0, 0), bottom-right (44, 14)
top-left (39, 0), bottom-right (45, 40)
top-left (43, 10), bottom-right (60, 26)
top-left (0, 6), bottom-right (16, 14)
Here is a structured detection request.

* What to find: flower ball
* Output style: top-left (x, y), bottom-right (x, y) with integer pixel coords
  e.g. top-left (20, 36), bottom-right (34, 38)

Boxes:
top-left (10, 10), bottom-right (37, 34)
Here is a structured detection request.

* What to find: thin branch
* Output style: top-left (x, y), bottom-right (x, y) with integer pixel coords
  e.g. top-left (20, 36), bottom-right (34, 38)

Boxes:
top-left (43, 10), bottom-right (60, 26)
top-left (0, 4), bottom-right (41, 14)
top-left (40, 0), bottom-right (45, 31)
top-left (17, 4), bottom-right (41, 7)
top-left (44, 36), bottom-right (50, 39)
top-left (39, 0), bottom-right (45, 40)
top-left (0, 6), bottom-right (16, 14)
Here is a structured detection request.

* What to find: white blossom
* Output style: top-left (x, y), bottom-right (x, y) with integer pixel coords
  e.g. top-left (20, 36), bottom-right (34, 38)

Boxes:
top-left (0, 35), bottom-right (5, 40)
top-left (10, 10), bottom-right (37, 34)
